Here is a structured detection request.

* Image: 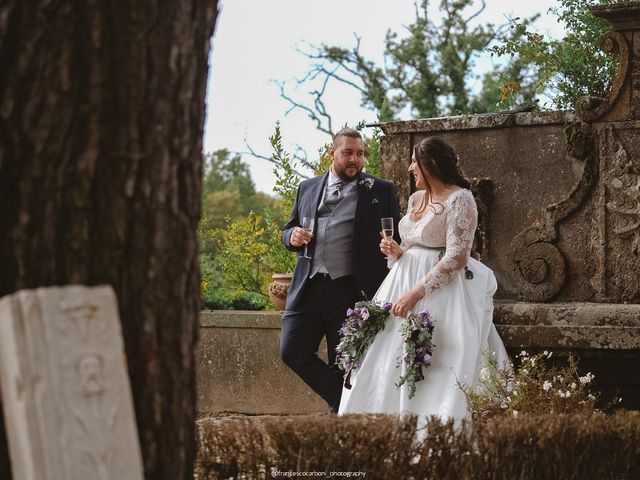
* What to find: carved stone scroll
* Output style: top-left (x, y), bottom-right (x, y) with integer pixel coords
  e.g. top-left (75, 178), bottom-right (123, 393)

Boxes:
top-left (0, 285), bottom-right (143, 480)
top-left (575, 31), bottom-right (630, 122)
top-left (507, 122), bottom-right (598, 301)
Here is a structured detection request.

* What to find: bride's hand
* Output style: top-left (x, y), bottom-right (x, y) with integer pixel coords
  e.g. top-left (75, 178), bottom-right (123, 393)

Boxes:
top-left (391, 286), bottom-right (424, 317)
top-left (379, 233), bottom-right (403, 259)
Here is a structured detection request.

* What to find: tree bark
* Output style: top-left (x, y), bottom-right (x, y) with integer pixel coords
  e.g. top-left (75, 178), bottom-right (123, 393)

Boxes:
top-left (0, 1), bottom-right (218, 479)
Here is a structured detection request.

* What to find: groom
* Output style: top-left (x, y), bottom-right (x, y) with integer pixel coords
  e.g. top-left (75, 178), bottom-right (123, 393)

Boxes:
top-left (280, 127), bottom-right (401, 412)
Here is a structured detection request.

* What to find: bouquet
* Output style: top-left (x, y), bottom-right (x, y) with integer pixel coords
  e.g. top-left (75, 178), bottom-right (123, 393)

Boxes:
top-left (396, 311), bottom-right (436, 399)
top-left (335, 300), bottom-right (392, 389)
top-left (336, 300), bottom-right (437, 399)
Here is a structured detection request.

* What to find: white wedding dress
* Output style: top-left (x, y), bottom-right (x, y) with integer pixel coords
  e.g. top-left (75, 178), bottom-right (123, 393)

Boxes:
top-left (339, 188), bottom-right (510, 423)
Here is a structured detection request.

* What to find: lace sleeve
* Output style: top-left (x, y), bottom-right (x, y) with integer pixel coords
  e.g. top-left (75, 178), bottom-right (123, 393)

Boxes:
top-left (387, 191), bottom-right (420, 269)
top-left (415, 190), bottom-right (477, 295)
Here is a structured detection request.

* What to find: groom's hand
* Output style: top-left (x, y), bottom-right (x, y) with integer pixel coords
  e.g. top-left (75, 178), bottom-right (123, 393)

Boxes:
top-left (290, 227), bottom-right (314, 247)
top-left (391, 287), bottom-right (424, 317)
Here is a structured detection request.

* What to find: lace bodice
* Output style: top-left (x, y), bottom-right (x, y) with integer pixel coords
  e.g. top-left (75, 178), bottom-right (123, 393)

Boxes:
top-left (394, 188), bottom-right (477, 296)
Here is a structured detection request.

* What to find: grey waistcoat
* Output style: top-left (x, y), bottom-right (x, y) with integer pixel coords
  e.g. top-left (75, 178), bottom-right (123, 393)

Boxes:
top-left (310, 184), bottom-right (358, 279)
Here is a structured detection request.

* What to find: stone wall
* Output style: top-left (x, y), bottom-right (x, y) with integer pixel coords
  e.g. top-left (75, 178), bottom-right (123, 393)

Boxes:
top-left (380, 112), bottom-right (578, 301)
top-left (197, 311), bottom-right (327, 415)
top-left (196, 306), bottom-right (640, 415)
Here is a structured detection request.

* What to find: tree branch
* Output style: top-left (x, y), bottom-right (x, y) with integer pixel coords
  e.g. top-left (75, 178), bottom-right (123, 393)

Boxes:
top-left (238, 137), bottom-right (311, 180)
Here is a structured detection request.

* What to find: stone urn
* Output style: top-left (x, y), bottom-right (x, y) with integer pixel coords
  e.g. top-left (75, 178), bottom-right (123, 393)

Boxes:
top-left (268, 273), bottom-right (293, 310)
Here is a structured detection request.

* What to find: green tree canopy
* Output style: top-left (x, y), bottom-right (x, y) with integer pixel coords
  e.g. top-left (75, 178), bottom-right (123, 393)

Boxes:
top-left (491, 0), bottom-right (621, 109)
top-left (278, 0), bottom-right (539, 130)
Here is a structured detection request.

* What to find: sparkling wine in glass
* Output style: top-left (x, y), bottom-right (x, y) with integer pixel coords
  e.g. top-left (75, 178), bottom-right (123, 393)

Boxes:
top-left (301, 216), bottom-right (315, 259)
top-left (381, 217), bottom-right (394, 260)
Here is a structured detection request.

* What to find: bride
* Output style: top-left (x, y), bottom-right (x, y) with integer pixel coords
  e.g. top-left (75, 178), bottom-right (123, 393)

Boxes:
top-left (338, 136), bottom-right (510, 422)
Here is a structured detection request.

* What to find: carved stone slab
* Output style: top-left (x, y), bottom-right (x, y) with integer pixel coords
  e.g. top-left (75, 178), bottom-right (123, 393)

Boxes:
top-left (0, 285), bottom-right (143, 480)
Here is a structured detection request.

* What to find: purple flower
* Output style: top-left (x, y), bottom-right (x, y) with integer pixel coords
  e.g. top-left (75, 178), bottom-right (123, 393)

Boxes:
top-left (346, 308), bottom-right (355, 317)
top-left (402, 352), bottom-right (410, 363)
top-left (419, 311), bottom-right (433, 325)
top-left (422, 354), bottom-right (432, 364)
top-left (382, 302), bottom-right (393, 311)
top-left (360, 308), bottom-right (370, 321)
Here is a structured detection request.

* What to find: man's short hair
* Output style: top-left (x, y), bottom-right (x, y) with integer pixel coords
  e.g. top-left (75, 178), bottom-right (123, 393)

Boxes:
top-left (332, 127), bottom-right (362, 147)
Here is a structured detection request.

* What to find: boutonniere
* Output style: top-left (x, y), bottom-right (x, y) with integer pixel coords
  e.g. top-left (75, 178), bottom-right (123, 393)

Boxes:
top-left (359, 177), bottom-right (375, 191)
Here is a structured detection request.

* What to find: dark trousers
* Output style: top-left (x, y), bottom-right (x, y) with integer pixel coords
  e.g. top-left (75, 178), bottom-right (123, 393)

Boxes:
top-left (280, 274), bottom-right (357, 412)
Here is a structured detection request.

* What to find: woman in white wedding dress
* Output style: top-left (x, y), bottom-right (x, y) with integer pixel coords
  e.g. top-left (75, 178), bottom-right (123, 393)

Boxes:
top-left (338, 136), bottom-right (510, 422)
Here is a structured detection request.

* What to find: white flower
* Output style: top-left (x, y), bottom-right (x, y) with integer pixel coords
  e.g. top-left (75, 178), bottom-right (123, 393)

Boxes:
top-left (570, 382), bottom-right (577, 390)
top-left (588, 394), bottom-right (596, 400)
top-left (521, 368), bottom-right (529, 375)
top-left (480, 366), bottom-right (489, 380)
top-left (543, 381), bottom-right (552, 391)
top-left (359, 178), bottom-right (375, 191)
top-left (579, 373), bottom-right (594, 384)
top-left (512, 410), bottom-right (519, 418)
top-left (520, 350), bottom-right (528, 358)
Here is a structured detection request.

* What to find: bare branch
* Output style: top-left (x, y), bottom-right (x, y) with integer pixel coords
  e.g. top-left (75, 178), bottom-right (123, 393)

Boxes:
top-left (275, 80), bottom-right (333, 136)
top-left (466, 0), bottom-right (486, 24)
top-left (238, 137), bottom-right (311, 180)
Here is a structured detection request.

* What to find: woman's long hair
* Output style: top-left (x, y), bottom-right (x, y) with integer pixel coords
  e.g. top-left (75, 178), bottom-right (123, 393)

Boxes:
top-left (413, 136), bottom-right (471, 215)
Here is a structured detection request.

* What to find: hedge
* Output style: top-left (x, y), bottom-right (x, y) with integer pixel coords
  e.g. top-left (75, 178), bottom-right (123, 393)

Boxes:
top-left (195, 411), bottom-right (640, 480)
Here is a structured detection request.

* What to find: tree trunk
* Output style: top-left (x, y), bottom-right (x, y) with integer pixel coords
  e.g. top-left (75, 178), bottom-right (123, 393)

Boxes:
top-left (0, 1), bottom-right (218, 479)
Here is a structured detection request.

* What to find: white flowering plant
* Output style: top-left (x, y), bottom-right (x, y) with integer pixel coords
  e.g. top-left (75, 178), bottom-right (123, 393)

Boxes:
top-left (459, 350), bottom-right (601, 420)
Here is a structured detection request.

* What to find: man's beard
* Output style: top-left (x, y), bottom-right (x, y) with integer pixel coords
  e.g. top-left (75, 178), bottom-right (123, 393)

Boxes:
top-left (336, 166), bottom-right (361, 182)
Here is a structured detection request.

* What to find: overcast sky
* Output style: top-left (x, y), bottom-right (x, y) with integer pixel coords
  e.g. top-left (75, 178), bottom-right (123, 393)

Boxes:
top-left (204, 0), bottom-right (566, 194)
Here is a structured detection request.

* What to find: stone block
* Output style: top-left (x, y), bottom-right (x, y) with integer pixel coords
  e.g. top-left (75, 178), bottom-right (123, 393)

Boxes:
top-left (197, 311), bottom-right (327, 415)
top-left (0, 285), bottom-right (143, 480)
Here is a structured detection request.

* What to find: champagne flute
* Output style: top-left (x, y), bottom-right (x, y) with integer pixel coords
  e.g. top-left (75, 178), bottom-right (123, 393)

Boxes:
top-left (301, 216), bottom-right (315, 259)
top-left (381, 217), bottom-right (394, 260)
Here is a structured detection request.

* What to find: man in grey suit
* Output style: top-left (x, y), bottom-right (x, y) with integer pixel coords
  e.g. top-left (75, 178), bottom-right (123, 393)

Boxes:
top-left (280, 127), bottom-right (401, 412)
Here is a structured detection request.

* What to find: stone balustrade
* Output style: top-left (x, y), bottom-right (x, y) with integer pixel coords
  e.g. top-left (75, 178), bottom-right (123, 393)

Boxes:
top-left (197, 303), bottom-right (640, 416)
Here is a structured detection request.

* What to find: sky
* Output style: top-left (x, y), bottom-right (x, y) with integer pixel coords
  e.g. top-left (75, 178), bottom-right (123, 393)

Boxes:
top-left (204, 0), bottom-right (566, 194)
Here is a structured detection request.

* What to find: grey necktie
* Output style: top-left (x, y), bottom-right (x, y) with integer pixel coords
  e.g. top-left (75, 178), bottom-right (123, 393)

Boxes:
top-left (323, 180), bottom-right (344, 210)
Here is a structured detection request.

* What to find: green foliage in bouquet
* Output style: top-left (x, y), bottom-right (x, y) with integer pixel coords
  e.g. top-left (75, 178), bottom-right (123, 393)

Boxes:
top-left (396, 311), bottom-right (436, 399)
top-left (335, 300), bottom-right (392, 387)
